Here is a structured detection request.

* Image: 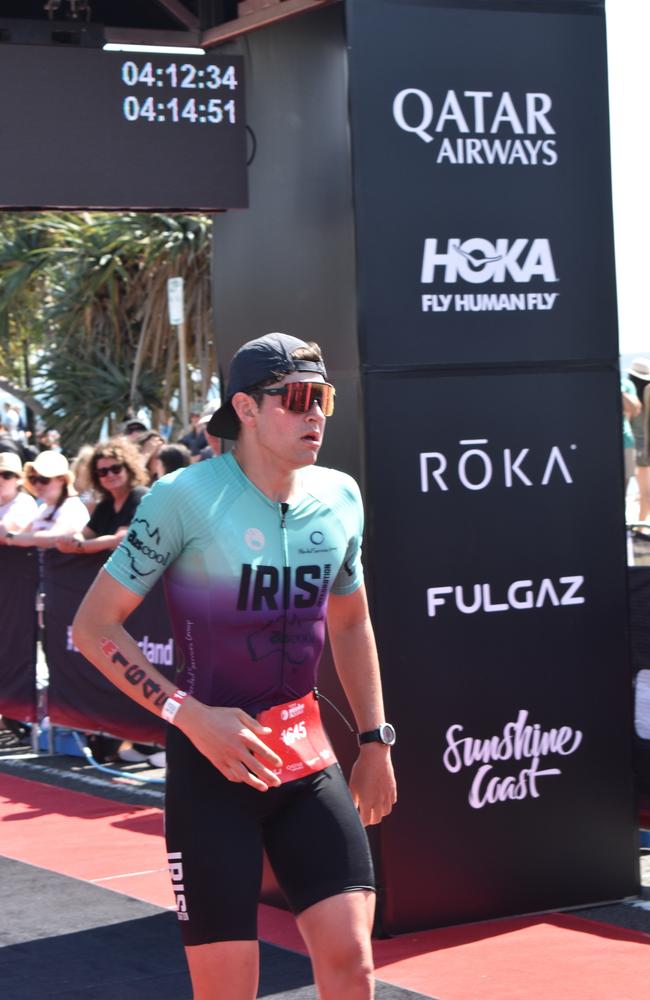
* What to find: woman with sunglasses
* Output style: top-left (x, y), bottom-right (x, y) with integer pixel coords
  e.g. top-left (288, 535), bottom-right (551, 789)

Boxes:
top-left (0, 451), bottom-right (37, 534)
top-left (56, 437), bottom-right (148, 556)
top-left (0, 450), bottom-right (89, 547)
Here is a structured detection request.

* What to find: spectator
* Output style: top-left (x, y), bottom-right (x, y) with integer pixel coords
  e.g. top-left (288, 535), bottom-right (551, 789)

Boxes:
top-left (178, 404), bottom-right (207, 460)
top-left (158, 411), bottom-right (175, 441)
top-left (135, 429), bottom-right (165, 484)
top-left (70, 444), bottom-right (99, 514)
top-left (58, 438), bottom-right (154, 768)
top-left (2, 402), bottom-right (20, 439)
top-left (0, 451), bottom-right (89, 547)
top-left (0, 429), bottom-right (22, 458)
top-left (56, 437), bottom-right (149, 555)
top-left (196, 400), bottom-right (223, 460)
top-left (122, 418), bottom-right (149, 440)
top-left (0, 452), bottom-right (37, 532)
top-left (153, 443), bottom-right (191, 479)
top-left (42, 428), bottom-right (62, 453)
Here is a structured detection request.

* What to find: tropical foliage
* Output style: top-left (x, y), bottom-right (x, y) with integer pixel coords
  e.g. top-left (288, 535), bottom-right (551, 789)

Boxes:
top-left (0, 212), bottom-right (215, 449)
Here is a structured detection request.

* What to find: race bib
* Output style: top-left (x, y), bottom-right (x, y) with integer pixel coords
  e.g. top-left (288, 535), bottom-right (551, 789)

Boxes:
top-left (256, 691), bottom-right (336, 784)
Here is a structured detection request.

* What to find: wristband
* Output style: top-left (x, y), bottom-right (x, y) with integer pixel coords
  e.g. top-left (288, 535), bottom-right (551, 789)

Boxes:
top-left (162, 690), bottom-right (188, 725)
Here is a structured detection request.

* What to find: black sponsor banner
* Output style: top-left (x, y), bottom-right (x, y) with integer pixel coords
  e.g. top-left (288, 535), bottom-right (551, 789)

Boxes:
top-left (346, 0), bottom-right (634, 933)
top-left (44, 552), bottom-right (178, 744)
top-left (628, 568), bottom-right (650, 675)
top-left (364, 369), bottom-right (637, 931)
top-left (0, 548), bottom-right (38, 722)
top-left (628, 568), bottom-right (650, 794)
top-left (346, 0), bottom-right (616, 366)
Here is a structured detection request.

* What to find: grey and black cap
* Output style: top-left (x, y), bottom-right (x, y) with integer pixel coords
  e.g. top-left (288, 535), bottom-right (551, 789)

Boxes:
top-left (207, 332), bottom-right (327, 439)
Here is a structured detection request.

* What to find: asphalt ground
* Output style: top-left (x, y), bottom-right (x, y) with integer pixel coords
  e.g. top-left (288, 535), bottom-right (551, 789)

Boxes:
top-left (0, 857), bottom-right (426, 999)
top-left (0, 741), bottom-right (433, 999)
top-left (1, 739), bottom-right (650, 998)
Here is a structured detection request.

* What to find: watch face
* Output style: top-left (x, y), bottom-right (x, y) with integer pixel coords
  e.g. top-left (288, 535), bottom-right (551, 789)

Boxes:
top-left (379, 723), bottom-right (396, 746)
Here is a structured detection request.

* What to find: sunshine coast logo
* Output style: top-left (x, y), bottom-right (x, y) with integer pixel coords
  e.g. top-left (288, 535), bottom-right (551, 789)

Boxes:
top-left (442, 709), bottom-right (583, 810)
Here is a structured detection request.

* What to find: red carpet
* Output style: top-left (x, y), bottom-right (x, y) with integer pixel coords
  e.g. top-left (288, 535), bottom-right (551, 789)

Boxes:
top-left (2, 772), bottom-right (648, 1000)
top-left (0, 771), bottom-right (173, 908)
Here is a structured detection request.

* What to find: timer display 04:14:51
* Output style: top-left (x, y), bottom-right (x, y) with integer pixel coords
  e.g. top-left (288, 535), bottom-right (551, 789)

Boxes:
top-left (121, 61), bottom-right (238, 91)
top-left (123, 96), bottom-right (236, 125)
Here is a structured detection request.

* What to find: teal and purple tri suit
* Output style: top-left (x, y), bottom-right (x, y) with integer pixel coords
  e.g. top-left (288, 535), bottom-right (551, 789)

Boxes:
top-left (105, 451), bottom-right (363, 714)
top-left (104, 452), bottom-right (375, 944)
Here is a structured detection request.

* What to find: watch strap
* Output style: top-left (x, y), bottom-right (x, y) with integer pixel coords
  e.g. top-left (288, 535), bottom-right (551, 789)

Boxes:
top-left (357, 723), bottom-right (396, 746)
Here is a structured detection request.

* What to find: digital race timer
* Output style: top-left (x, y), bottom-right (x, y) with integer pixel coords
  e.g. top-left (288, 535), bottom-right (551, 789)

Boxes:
top-left (120, 60), bottom-right (238, 125)
top-left (0, 46), bottom-right (248, 211)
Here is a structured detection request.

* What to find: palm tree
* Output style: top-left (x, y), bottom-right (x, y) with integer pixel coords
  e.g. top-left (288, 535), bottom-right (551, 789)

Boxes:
top-left (0, 212), bottom-right (215, 450)
top-left (0, 215), bottom-right (50, 423)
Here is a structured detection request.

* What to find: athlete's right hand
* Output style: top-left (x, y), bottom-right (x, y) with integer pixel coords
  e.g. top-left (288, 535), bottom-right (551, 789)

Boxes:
top-left (177, 700), bottom-right (283, 791)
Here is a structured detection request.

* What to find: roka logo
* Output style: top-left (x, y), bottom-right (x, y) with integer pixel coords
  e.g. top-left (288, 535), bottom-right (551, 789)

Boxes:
top-left (421, 238), bottom-right (557, 284)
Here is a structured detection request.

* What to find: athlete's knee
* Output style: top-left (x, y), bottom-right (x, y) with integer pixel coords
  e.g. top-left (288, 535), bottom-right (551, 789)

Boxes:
top-left (313, 935), bottom-right (374, 993)
top-left (316, 960), bottom-right (374, 999)
top-left (185, 939), bottom-right (259, 1000)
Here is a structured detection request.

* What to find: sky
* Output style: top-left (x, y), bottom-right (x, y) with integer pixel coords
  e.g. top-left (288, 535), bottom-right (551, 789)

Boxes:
top-left (606, 0), bottom-right (650, 356)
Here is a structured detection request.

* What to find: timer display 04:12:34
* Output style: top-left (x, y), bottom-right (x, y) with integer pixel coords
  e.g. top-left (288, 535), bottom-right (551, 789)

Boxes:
top-left (121, 61), bottom-right (238, 91)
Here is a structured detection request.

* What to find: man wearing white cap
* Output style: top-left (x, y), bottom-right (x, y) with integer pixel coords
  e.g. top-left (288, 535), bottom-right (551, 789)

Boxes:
top-left (73, 333), bottom-right (396, 1000)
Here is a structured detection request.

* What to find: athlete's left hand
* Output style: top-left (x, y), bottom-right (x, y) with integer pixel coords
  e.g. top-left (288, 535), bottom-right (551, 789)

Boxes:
top-left (349, 745), bottom-right (397, 826)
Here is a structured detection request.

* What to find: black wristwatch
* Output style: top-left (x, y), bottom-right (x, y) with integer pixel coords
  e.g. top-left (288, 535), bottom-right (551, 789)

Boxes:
top-left (357, 723), bottom-right (396, 747)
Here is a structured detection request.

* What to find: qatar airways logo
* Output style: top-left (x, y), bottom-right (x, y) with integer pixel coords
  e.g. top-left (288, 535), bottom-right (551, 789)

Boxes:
top-left (392, 88), bottom-right (558, 166)
top-left (420, 238), bottom-right (559, 314)
top-left (443, 709), bottom-right (583, 810)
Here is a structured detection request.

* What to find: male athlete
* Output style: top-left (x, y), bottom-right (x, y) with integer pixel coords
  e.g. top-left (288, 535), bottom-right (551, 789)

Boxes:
top-left (73, 333), bottom-right (397, 999)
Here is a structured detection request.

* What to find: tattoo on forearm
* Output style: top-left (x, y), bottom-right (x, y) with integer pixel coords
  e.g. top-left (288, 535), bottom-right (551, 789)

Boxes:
top-left (101, 638), bottom-right (168, 707)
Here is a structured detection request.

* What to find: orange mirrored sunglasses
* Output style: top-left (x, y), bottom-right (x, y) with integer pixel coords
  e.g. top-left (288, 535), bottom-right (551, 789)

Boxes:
top-left (260, 381), bottom-right (335, 417)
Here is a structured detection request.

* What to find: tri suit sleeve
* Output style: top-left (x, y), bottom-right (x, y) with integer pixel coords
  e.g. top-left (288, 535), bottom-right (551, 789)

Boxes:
top-left (103, 477), bottom-right (184, 598)
top-left (330, 474), bottom-right (365, 597)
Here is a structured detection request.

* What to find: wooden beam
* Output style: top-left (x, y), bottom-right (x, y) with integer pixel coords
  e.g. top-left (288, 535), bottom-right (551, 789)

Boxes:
top-left (200, 0), bottom-right (338, 48)
top-left (238, 0), bottom-right (282, 15)
top-left (153, 0), bottom-right (201, 31)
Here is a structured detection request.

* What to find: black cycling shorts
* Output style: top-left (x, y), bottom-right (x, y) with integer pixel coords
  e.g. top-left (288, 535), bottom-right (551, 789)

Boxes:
top-left (164, 727), bottom-right (376, 946)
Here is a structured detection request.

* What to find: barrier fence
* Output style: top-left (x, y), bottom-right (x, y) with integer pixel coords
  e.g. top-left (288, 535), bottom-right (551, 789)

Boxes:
top-left (0, 547), bottom-right (38, 722)
top-left (0, 548), bottom-right (178, 744)
top-left (2, 546), bottom-right (650, 790)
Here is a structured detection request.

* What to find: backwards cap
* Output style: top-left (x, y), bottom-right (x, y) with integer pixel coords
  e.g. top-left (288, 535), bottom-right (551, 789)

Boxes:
top-left (207, 333), bottom-right (326, 439)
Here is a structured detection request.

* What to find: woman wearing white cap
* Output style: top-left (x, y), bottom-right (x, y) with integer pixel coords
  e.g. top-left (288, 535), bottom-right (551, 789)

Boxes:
top-left (0, 452), bottom-right (38, 534)
top-left (0, 450), bottom-right (89, 547)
